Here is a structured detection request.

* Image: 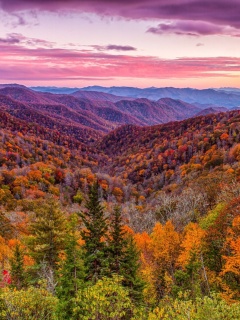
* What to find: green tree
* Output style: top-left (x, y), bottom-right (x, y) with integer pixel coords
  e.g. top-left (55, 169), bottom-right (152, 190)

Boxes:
top-left (121, 235), bottom-right (144, 304)
top-left (108, 206), bottom-right (126, 275)
top-left (108, 206), bottom-right (144, 304)
top-left (10, 244), bottom-right (25, 290)
top-left (148, 293), bottom-right (240, 320)
top-left (79, 182), bottom-right (109, 282)
top-left (73, 275), bottom-right (134, 320)
top-left (57, 214), bottom-right (85, 319)
top-left (0, 286), bottom-right (58, 320)
top-left (27, 198), bottom-right (67, 291)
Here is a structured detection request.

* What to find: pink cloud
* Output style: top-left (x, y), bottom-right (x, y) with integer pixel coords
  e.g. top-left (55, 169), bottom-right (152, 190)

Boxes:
top-left (0, 41), bottom-right (239, 82)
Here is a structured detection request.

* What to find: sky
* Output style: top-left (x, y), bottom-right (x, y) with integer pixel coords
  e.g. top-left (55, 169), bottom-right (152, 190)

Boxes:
top-left (0, 0), bottom-right (240, 88)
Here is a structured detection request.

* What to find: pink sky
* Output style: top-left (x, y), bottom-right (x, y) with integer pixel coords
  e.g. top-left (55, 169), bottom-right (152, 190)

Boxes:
top-left (0, 0), bottom-right (240, 88)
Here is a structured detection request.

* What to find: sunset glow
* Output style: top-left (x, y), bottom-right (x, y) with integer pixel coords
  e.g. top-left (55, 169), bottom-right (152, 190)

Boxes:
top-left (0, 0), bottom-right (240, 88)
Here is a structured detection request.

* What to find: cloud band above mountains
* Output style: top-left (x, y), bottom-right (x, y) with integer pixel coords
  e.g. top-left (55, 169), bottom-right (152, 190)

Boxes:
top-left (0, 39), bottom-right (239, 81)
top-left (1, 0), bottom-right (240, 37)
top-left (0, 0), bottom-right (239, 27)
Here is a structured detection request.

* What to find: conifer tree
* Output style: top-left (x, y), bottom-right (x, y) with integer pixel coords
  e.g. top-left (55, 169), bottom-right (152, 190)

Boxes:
top-left (108, 206), bottom-right (144, 304)
top-left (10, 244), bottom-right (25, 290)
top-left (121, 235), bottom-right (144, 304)
top-left (27, 198), bottom-right (67, 285)
top-left (79, 182), bottom-right (109, 282)
top-left (57, 214), bottom-right (85, 319)
top-left (108, 206), bottom-right (126, 275)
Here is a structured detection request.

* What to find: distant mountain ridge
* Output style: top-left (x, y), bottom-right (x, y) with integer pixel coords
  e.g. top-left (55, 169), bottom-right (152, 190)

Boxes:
top-left (3, 83), bottom-right (240, 108)
top-left (0, 85), bottom-right (211, 145)
top-left (81, 86), bottom-right (240, 108)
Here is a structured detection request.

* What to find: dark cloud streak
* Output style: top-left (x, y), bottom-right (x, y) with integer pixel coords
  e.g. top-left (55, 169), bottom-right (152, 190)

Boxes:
top-left (92, 44), bottom-right (137, 51)
top-left (0, 0), bottom-right (240, 30)
top-left (147, 21), bottom-right (240, 37)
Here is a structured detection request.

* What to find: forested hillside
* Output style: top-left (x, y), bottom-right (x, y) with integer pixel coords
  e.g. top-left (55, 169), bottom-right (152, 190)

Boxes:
top-left (0, 100), bottom-right (239, 318)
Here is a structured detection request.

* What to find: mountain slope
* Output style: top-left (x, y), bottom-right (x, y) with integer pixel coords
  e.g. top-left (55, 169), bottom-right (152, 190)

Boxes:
top-left (0, 94), bottom-right (103, 144)
top-left (0, 86), bottom-right (205, 133)
top-left (98, 110), bottom-right (240, 190)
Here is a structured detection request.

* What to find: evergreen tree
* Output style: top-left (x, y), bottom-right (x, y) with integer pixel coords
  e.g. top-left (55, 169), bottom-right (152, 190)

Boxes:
top-left (109, 207), bottom-right (126, 274)
top-left (121, 235), bottom-right (144, 304)
top-left (79, 182), bottom-right (109, 282)
top-left (109, 206), bottom-right (144, 304)
top-left (108, 206), bottom-right (126, 275)
top-left (57, 214), bottom-right (85, 319)
top-left (10, 244), bottom-right (25, 290)
top-left (27, 198), bottom-right (67, 289)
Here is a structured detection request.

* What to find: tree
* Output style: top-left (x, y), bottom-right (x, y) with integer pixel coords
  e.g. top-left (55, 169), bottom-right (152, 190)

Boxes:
top-left (121, 235), bottom-right (144, 304)
top-left (10, 244), bottom-right (25, 290)
top-left (150, 221), bottom-right (180, 299)
top-left (108, 206), bottom-right (144, 304)
top-left (73, 275), bottom-right (134, 320)
top-left (57, 214), bottom-right (85, 319)
top-left (79, 182), bottom-right (109, 282)
top-left (148, 293), bottom-right (240, 320)
top-left (0, 286), bottom-right (58, 320)
top-left (108, 206), bottom-right (126, 275)
top-left (0, 210), bottom-right (14, 240)
top-left (27, 198), bottom-right (67, 291)
top-left (177, 223), bottom-right (207, 298)
top-left (221, 215), bottom-right (240, 301)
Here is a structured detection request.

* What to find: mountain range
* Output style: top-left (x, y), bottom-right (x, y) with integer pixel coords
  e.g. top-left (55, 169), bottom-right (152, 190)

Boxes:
top-left (30, 85), bottom-right (240, 108)
top-left (0, 84), bottom-right (217, 146)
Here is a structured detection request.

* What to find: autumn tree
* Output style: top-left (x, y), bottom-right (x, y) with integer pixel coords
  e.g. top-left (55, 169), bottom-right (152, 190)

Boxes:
top-left (177, 223), bottom-right (208, 298)
top-left (150, 221), bottom-right (180, 299)
top-left (221, 215), bottom-right (240, 301)
top-left (0, 211), bottom-right (14, 240)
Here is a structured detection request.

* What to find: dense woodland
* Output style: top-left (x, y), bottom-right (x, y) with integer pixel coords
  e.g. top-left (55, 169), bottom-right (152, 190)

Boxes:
top-left (0, 88), bottom-right (240, 319)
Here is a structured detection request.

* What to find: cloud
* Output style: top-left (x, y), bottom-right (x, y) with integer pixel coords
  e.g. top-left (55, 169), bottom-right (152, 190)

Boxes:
top-left (147, 20), bottom-right (240, 37)
top-left (0, 33), bottom-right (56, 48)
top-left (0, 34), bottom-right (21, 44)
top-left (0, 41), bottom-right (239, 82)
top-left (92, 44), bottom-right (137, 51)
top-left (0, 0), bottom-right (240, 30)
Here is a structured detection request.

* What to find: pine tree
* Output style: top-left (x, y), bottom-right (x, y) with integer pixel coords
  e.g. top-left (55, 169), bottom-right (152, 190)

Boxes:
top-left (108, 206), bottom-right (126, 275)
top-left (10, 244), bottom-right (25, 290)
top-left (57, 214), bottom-right (85, 319)
top-left (121, 235), bottom-right (144, 304)
top-left (27, 198), bottom-right (67, 289)
top-left (79, 182), bottom-right (109, 282)
top-left (108, 206), bottom-right (144, 304)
